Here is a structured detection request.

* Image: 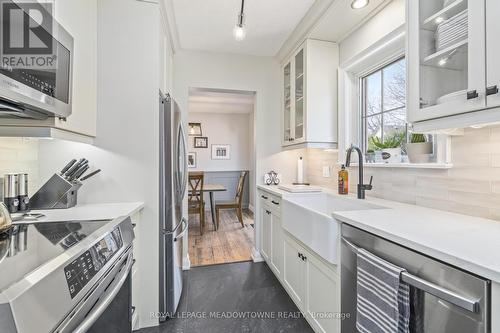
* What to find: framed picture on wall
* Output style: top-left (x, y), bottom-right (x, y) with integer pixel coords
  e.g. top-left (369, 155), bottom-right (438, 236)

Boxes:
top-left (188, 152), bottom-right (197, 168)
top-left (211, 144), bottom-right (231, 160)
top-left (194, 136), bottom-right (208, 148)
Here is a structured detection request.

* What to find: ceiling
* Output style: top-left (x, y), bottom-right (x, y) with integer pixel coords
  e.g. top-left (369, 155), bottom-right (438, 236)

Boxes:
top-left (308, 0), bottom-right (387, 42)
top-left (188, 88), bottom-right (255, 114)
top-left (170, 0), bottom-right (315, 56)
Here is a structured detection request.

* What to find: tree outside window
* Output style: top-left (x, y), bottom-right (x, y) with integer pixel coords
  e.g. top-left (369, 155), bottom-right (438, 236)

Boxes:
top-left (362, 58), bottom-right (407, 153)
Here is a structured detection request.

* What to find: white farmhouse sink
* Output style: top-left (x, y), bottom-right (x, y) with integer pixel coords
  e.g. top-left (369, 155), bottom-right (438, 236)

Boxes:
top-left (282, 193), bottom-right (386, 265)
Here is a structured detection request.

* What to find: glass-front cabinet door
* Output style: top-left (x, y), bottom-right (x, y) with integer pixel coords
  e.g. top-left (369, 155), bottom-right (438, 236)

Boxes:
top-left (486, 0), bottom-right (500, 108)
top-left (407, 0), bottom-right (486, 123)
top-left (294, 49), bottom-right (305, 143)
top-left (283, 62), bottom-right (292, 144)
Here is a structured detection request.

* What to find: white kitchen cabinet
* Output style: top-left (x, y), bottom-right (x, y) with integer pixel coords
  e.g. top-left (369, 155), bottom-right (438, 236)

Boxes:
top-left (270, 213), bottom-right (284, 277)
top-left (259, 191), bottom-right (284, 279)
top-left (486, 0), bottom-right (500, 108)
top-left (281, 39), bottom-right (338, 149)
top-left (283, 233), bottom-right (340, 333)
top-left (407, 0), bottom-right (500, 130)
top-left (261, 205), bottom-right (272, 262)
top-left (0, 0), bottom-right (97, 139)
top-left (53, 0), bottom-right (97, 137)
top-left (407, 0), bottom-right (486, 123)
top-left (305, 252), bottom-right (340, 333)
top-left (283, 235), bottom-right (307, 309)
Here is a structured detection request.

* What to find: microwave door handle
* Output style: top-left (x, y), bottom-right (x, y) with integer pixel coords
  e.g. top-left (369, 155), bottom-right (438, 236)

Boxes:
top-left (72, 252), bottom-right (134, 333)
top-left (0, 100), bottom-right (23, 112)
top-left (341, 237), bottom-right (480, 313)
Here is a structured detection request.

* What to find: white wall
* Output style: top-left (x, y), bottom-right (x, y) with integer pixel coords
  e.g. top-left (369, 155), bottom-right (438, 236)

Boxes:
top-left (187, 112), bottom-right (251, 172)
top-left (0, 138), bottom-right (39, 196)
top-left (38, 0), bottom-right (161, 329)
top-left (339, 0), bottom-right (405, 64)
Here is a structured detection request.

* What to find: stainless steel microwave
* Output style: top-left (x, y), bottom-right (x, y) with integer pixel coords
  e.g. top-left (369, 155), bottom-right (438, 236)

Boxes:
top-left (0, 0), bottom-right (73, 120)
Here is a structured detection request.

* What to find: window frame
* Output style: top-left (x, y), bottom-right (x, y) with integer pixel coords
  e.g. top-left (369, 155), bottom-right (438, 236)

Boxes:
top-left (337, 26), bottom-right (452, 168)
top-left (360, 56), bottom-right (407, 154)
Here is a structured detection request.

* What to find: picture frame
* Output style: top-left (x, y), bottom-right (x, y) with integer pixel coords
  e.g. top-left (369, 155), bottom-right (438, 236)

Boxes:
top-left (194, 136), bottom-right (208, 148)
top-left (187, 152), bottom-right (197, 168)
top-left (188, 123), bottom-right (202, 136)
top-left (211, 144), bottom-right (231, 160)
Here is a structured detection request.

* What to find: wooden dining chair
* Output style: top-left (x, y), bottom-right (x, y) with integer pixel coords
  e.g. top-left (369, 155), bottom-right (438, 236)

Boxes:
top-left (215, 171), bottom-right (248, 229)
top-left (188, 172), bottom-right (205, 235)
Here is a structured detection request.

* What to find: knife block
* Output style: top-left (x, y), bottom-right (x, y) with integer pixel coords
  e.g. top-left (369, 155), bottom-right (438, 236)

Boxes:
top-left (30, 174), bottom-right (82, 209)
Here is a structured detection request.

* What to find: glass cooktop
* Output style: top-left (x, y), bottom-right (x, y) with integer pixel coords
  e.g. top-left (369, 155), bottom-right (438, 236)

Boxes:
top-left (0, 220), bottom-right (110, 292)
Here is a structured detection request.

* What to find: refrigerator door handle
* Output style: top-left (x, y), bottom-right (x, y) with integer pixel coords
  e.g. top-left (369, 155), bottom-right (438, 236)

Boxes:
top-left (162, 219), bottom-right (183, 235)
top-left (174, 218), bottom-right (188, 242)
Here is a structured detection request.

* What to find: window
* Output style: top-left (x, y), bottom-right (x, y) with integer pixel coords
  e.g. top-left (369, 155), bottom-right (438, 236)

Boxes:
top-left (361, 57), bottom-right (407, 153)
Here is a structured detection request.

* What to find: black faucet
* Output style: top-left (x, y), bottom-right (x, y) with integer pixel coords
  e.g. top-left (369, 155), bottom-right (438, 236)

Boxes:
top-left (345, 145), bottom-right (373, 199)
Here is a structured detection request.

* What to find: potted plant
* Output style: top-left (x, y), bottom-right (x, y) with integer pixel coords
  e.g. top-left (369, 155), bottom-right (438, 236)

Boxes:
top-left (369, 132), bottom-right (405, 163)
top-left (406, 133), bottom-right (433, 163)
top-left (365, 149), bottom-right (376, 163)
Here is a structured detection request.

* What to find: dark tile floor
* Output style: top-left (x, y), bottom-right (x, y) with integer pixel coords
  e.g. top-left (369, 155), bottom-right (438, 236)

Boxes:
top-left (138, 261), bottom-right (314, 333)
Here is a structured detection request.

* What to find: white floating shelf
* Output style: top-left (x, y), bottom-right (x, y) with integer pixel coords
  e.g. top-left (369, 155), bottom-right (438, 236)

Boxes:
top-left (422, 0), bottom-right (467, 30)
top-left (423, 39), bottom-right (468, 70)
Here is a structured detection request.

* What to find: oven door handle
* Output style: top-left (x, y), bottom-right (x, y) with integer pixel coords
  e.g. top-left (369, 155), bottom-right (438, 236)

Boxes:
top-left (341, 236), bottom-right (480, 313)
top-left (72, 251), bottom-right (134, 333)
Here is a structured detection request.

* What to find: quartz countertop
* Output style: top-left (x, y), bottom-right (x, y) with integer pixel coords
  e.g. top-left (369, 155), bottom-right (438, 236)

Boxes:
top-left (19, 202), bottom-right (145, 223)
top-left (258, 183), bottom-right (500, 282)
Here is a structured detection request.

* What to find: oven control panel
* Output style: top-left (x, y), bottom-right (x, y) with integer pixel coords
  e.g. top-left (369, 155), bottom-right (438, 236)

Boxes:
top-left (64, 228), bottom-right (123, 298)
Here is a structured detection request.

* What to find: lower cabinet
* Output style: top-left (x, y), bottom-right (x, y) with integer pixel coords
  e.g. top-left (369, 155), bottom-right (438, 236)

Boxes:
top-left (261, 207), bottom-right (272, 261)
top-left (259, 189), bottom-right (340, 333)
top-left (283, 233), bottom-right (340, 333)
top-left (283, 236), bottom-right (307, 307)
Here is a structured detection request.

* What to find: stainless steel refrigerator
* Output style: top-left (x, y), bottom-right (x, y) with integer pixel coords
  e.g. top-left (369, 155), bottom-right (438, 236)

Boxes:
top-left (159, 91), bottom-right (188, 320)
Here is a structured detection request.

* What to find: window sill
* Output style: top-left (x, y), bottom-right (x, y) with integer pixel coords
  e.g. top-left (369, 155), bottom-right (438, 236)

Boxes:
top-left (346, 163), bottom-right (453, 169)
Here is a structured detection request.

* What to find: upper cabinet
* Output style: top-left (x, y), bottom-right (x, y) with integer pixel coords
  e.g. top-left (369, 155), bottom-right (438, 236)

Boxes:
top-left (53, 0), bottom-right (98, 137)
top-left (408, 0), bottom-right (500, 128)
top-left (0, 0), bottom-right (97, 140)
top-left (281, 39), bottom-right (339, 148)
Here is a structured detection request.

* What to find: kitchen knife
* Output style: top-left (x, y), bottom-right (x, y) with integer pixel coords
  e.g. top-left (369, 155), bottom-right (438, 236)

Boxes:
top-left (79, 169), bottom-right (101, 181)
top-left (64, 158), bottom-right (85, 178)
top-left (65, 158), bottom-right (87, 179)
top-left (60, 159), bottom-right (77, 175)
top-left (68, 162), bottom-right (89, 181)
top-left (72, 164), bottom-right (89, 181)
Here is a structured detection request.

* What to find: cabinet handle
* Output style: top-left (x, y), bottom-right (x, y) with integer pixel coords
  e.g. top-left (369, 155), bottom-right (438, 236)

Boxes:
top-left (265, 210), bottom-right (271, 215)
top-left (271, 200), bottom-right (280, 206)
top-left (261, 195), bottom-right (268, 200)
top-left (298, 252), bottom-right (301, 259)
top-left (486, 85), bottom-right (499, 96)
top-left (302, 256), bottom-right (307, 261)
top-left (467, 90), bottom-right (479, 100)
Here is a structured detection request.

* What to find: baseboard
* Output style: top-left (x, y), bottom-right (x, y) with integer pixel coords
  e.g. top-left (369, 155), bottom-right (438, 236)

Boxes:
top-left (182, 254), bottom-right (191, 270)
top-left (251, 247), bottom-right (264, 262)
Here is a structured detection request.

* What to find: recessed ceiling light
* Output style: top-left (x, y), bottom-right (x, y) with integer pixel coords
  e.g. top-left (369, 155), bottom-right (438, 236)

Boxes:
top-left (435, 16), bottom-right (446, 24)
top-left (351, 0), bottom-right (369, 9)
top-left (233, 0), bottom-right (246, 41)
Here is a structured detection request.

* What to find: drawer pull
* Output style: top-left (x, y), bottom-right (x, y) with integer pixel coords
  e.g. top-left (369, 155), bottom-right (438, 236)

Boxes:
top-left (467, 90), bottom-right (479, 100)
top-left (271, 200), bottom-right (280, 206)
top-left (261, 195), bottom-right (268, 200)
top-left (486, 85), bottom-right (499, 96)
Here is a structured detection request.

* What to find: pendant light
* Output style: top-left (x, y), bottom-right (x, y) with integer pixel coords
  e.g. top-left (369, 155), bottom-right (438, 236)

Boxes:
top-left (233, 0), bottom-right (246, 41)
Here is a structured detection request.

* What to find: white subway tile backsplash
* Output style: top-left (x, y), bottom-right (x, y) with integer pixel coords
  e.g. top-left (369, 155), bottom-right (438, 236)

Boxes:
top-left (0, 138), bottom-right (39, 196)
top-left (305, 124), bottom-right (500, 221)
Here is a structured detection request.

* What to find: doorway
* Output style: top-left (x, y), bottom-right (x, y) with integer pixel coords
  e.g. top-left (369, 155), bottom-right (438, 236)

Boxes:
top-left (186, 87), bottom-right (256, 267)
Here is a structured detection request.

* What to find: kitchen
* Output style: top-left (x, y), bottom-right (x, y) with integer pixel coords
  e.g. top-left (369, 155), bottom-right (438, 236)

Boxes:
top-left (0, 0), bottom-right (499, 332)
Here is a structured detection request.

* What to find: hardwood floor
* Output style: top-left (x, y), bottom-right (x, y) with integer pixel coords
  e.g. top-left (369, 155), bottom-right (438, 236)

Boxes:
top-left (188, 208), bottom-right (254, 267)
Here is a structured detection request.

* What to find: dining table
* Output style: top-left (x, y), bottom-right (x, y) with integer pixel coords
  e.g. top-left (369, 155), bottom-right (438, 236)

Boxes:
top-left (189, 182), bottom-right (227, 230)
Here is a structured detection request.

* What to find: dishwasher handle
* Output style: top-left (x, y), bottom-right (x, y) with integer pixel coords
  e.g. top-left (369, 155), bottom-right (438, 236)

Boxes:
top-left (72, 251), bottom-right (134, 333)
top-left (341, 236), bottom-right (481, 313)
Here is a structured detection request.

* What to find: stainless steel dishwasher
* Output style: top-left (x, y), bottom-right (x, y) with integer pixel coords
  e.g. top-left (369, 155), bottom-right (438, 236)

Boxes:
top-left (341, 224), bottom-right (490, 333)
